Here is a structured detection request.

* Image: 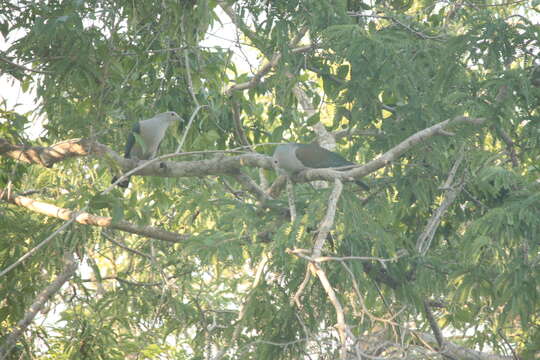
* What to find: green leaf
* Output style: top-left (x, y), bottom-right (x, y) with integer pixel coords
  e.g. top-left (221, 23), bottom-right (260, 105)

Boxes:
top-left (336, 64), bottom-right (349, 80)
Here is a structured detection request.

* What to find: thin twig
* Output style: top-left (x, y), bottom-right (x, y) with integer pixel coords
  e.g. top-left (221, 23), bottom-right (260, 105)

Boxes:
top-left (102, 232), bottom-right (153, 259)
top-left (212, 253), bottom-right (269, 360)
top-left (346, 13), bottom-right (444, 40)
top-left (174, 104), bottom-right (205, 153)
top-left (233, 171), bottom-right (274, 203)
top-left (307, 179), bottom-right (349, 358)
top-left (232, 99), bottom-right (253, 150)
top-left (291, 268), bottom-right (311, 308)
top-left (497, 329), bottom-right (519, 360)
top-left (497, 128), bottom-right (519, 168)
top-left (416, 148), bottom-right (466, 255)
top-left (0, 219), bottom-right (74, 278)
top-left (0, 55), bottom-right (52, 74)
top-left (287, 248), bottom-right (406, 264)
top-left (312, 263), bottom-right (348, 359)
top-left (223, 24), bottom-right (310, 95)
top-left (289, 248), bottom-right (405, 326)
top-left (423, 300), bottom-right (457, 360)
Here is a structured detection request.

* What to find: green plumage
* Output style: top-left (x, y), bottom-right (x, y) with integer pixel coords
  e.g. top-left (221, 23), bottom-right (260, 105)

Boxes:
top-left (294, 143), bottom-right (354, 169)
top-left (124, 121), bottom-right (141, 158)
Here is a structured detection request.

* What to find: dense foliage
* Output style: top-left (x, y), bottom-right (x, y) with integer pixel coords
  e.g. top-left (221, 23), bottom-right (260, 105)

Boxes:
top-left (1, 0), bottom-right (539, 359)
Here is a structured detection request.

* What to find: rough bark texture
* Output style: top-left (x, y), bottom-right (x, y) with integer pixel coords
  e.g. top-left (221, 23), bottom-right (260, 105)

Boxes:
top-left (3, 193), bottom-right (188, 243)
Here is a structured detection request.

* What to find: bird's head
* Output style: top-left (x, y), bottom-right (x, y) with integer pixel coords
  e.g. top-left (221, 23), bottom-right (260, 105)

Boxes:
top-left (157, 111), bottom-right (182, 122)
top-left (272, 144), bottom-right (296, 175)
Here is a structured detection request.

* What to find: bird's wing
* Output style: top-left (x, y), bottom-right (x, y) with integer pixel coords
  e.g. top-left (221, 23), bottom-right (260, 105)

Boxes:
top-left (123, 121), bottom-right (141, 158)
top-left (295, 144), bottom-right (353, 169)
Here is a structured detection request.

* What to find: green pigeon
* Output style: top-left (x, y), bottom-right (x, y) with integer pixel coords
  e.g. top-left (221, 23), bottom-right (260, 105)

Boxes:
top-left (112, 111), bottom-right (181, 187)
top-left (272, 143), bottom-right (369, 190)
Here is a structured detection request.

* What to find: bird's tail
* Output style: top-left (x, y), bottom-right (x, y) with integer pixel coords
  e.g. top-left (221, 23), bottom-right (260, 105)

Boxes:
top-left (354, 179), bottom-right (370, 191)
top-left (112, 175), bottom-right (130, 188)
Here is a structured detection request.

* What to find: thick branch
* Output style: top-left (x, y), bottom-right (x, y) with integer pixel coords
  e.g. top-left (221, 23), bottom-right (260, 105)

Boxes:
top-left (0, 137), bottom-right (273, 176)
top-left (0, 254), bottom-right (77, 359)
top-left (312, 179), bottom-right (343, 257)
top-left (123, 153), bottom-right (272, 178)
top-left (416, 332), bottom-right (513, 360)
top-left (3, 193), bottom-right (187, 243)
top-left (1, 116), bottom-right (484, 187)
top-left (0, 138), bottom-right (96, 167)
top-left (301, 116), bottom-right (486, 182)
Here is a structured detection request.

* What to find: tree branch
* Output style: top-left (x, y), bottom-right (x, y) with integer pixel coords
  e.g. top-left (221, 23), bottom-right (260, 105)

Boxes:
top-left (312, 179), bottom-right (343, 258)
top-left (415, 332), bottom-right (514, 360)
top-left (223, 43), bottom-right (314, 95)
top-left (102, 232), bottom-right (153, 259)
top-left (217, 0), bottom-right (259, 45)
top-left (2, 193), bottom-right (188, 243)
top-left (300, 116), bottom-right (486, 183)
top-left (212, 254), bottom-right (269, 360)
top-left (0, 253), bottom-right (78, 359)
top-left (423, 301), bottom-right (457, 360)
top-left (416, 149), bottom-right (465, 255)
top-left (286, 176), bottom-right (297, 223)
top-left (232, 170), bottom-right (274, 203)
top-left (1, 116), bottom-right (484, 188)
top-left (0, 137), bottom-right (96, 167)
top-left (415, 187), bottom-right (462, 255)
top-left (0, 137), bottom-right (273, 175)
top-left (116, 152), bottom-right (273, 179)
top-left (0, 55), bottom-right (53, 74)
top-left (306, 180), bottom-right (349, 358)
top-left (220, 3), bottom-right (311, 96)
top-left (287, 248), bottom-right (405, 264)
top-left (312, 263), bottom-right (348, 359)
top-left (496, 127), bottom-right (519, 168)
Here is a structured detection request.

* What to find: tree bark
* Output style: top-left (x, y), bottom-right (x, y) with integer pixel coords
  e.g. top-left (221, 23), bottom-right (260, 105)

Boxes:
top-left (0, 254), bottom-right (78, 360)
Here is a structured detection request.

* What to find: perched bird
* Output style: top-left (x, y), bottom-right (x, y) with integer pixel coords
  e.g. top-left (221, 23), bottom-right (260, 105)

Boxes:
top-left (112, 111), bottom-right (181, 187)
top-left (272, 143), bottom-right (369, 190)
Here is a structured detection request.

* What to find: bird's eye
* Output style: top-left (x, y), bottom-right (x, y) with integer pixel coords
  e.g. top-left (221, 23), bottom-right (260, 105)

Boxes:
top-left (273, 159), bottom-right (278, 164)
